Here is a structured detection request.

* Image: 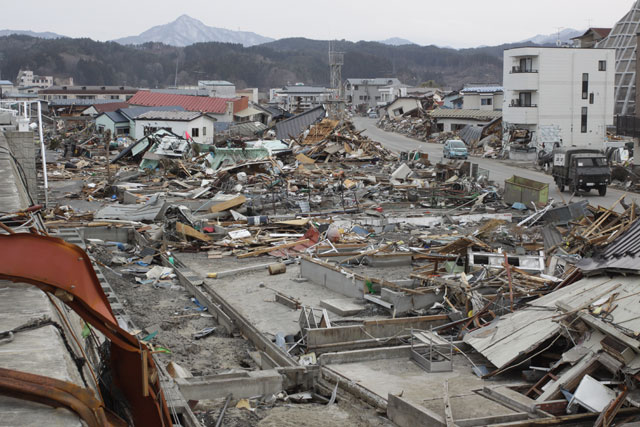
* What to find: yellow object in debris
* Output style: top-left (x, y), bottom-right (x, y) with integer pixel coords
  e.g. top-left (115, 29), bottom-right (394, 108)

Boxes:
top-left (206, 273), bottom-right (218, 279)
top-left (236, 399), bottom-right (253, 411)
top-left (468, 310), bottom-right (474, 317)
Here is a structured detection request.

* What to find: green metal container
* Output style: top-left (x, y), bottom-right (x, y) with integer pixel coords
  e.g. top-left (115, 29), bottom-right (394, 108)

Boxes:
top-left (504, 175), bottom-right (549, 207)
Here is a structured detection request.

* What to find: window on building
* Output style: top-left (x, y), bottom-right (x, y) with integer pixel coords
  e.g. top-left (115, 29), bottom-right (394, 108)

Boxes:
top-left (481, 98), bottom-right (493, 106)
top-left (519, 92), bottom-right (532, 107)
top-left (581, 107), bottom-right (588, 133)
top-left (598, 60), bottom-right (606, 71)
top-left (191, 127), bottom-right (199, 137)
top-left (375, 96), bottom-right (381, 101)
top-left (110, 95), bottom-right (120, 99)
top-left (582, 73), bottom-right (589, 99)
top-left (519, 57), bottom-right (533, 72)
top-left (202, 127), bottom-right (206, 136)
top-left (589, 93), bottom-right (594, 104)
top-left (359, 95), bottom-right (364, 100)
top-left (354, 85), bottom-right (359, 90)
top-left (393, 107), bottom-right (404, 116)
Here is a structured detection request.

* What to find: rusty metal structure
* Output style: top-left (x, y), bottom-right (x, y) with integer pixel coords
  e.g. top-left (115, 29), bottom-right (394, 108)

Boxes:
top-left (0, 230), bottom-right (172, 426)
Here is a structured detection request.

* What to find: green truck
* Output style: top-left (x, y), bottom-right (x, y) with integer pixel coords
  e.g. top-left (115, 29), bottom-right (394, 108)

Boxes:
top-left (552, 148), bottom-right (611, 196)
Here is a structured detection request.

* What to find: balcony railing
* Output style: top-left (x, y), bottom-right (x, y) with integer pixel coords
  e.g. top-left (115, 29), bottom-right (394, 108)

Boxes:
top-left (510, 66), bottom-right (538, 73)
top-left (510, 99), bottom-right (537, 107)
top-left (616, 115), bottom-right (640, 137)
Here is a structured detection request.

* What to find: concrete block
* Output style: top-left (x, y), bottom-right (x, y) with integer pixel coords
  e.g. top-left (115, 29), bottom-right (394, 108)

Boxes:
top-left (300, 258), bottom-right (363, 298)
top-left (320, 298), bottom-right (364, 316)
top-left (381, 288), bottom-right (442, 315)
top-left (387, 393), bottom-right (446, 427)
top-left (176, 369), bottom-right (284, 401)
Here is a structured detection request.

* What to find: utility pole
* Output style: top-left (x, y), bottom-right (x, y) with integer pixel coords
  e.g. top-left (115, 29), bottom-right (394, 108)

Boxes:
top-left (104, 129), bottom-right (112, 183)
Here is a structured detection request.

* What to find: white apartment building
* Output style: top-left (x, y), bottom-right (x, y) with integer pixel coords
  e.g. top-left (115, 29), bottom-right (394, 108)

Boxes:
top-left (16, 70), bottom-right (53, 89)
top-left (503, 47), bottom-right (615, 149)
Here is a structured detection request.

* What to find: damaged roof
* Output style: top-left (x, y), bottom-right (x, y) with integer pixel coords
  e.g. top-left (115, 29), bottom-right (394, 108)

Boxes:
top-left (274, 106), bottom-right (326, 139)
top-left (577, 217), bottom-right (640, 274)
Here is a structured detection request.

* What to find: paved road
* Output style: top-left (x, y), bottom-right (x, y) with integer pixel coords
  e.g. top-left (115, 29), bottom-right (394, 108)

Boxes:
top-left (353, 117), bottom-right (639, 209)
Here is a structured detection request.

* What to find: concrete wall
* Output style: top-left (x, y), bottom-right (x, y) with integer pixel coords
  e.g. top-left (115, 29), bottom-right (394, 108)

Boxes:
top-left (300, 258), bottom-right (364, 298)
top-left (503, 47), bottom-right (615, 148)
top-left (4, 130), bottom-right (37, 202)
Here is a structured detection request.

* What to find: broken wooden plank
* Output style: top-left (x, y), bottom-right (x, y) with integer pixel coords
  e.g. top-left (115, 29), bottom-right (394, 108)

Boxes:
top-left (176, 222), bottom-right (212, 242)
top-left (296, 153), bottom-right (316, 164)
top-left (210, 195), bottom-right (247, 213)
top-left (237, 239), bottom-right (311, 259)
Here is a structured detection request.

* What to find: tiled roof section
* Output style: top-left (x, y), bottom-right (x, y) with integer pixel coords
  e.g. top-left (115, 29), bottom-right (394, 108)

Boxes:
top-left (461, 86), bottom-right (503, 94)
top-left (93, 102), bottom-right (130, 113)
top-left (136, 110), bottom-right (202, 121)
top-left (128, 90), bottom-right (248, 114)
top-left (429, 108), bottom-right (502, 121)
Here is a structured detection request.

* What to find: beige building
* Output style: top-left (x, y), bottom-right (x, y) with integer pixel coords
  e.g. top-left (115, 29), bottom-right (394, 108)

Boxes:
top-left (461, 85), bottom-right (503, 110)
top-left (39, 85), bottom-right (138, 101)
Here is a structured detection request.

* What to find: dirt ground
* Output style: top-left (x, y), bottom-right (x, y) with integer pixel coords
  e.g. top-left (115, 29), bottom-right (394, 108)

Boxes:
top-left (196, 397), bottom-right (394, 427)
top-left (97, 248), bottom-right (256, 375)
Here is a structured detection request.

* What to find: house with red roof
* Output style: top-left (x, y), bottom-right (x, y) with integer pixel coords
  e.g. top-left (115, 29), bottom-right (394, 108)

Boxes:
top-left (127, 90), bottom-right (248, 122)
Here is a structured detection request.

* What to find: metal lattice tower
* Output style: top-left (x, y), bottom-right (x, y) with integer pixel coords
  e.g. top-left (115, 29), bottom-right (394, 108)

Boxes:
top-left (596, 0), bottom-right (640, 115)
top-left (329, 41), bottom-right (344, 100)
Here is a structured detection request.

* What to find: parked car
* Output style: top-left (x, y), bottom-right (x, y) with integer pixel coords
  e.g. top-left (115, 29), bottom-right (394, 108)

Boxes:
top-left (368, 111), bottom-right (379, 119)
top-left (551, 148), bottom-right (611, 196)
top-left (443, 140), bottom-right (468, 159)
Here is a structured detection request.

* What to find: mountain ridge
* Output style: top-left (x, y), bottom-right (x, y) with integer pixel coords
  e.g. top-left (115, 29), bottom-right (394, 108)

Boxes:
top-left (112, 14), bottom-right (273, 47)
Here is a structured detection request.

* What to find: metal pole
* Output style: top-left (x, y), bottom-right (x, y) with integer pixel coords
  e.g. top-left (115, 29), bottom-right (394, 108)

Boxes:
top-left (37, 101), bottom-right (48, 207)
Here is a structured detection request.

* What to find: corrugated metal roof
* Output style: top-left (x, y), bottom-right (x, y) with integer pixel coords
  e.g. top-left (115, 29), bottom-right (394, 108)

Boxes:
top-left (458, 124), bottom-right (483, 145)
top-left (464, 276), bottom-right (640, 370)
top-left (578, 217), bottom-right (640, 274)
top-left (275, 106), bottom-right (326, 139)
top-left (461, 85), bottom-right (503, 94)
top-left (429, 108), bottom-right (502, 120)
top-left (128, 90), bottom-right (245, 114)
top-left (136, 110), bottom-right (202, 121)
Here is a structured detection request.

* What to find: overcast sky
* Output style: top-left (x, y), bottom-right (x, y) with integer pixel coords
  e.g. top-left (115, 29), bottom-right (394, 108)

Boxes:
top-left (1, 0), bottom-right (636, 48)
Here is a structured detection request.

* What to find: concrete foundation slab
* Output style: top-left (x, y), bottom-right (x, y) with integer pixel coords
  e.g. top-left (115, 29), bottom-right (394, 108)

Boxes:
top-left (320, 298), bottom-right (364, 316)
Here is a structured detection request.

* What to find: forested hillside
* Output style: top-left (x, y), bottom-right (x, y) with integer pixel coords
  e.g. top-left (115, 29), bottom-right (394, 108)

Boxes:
top-left (0, 34), bottom-right (535, 89)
